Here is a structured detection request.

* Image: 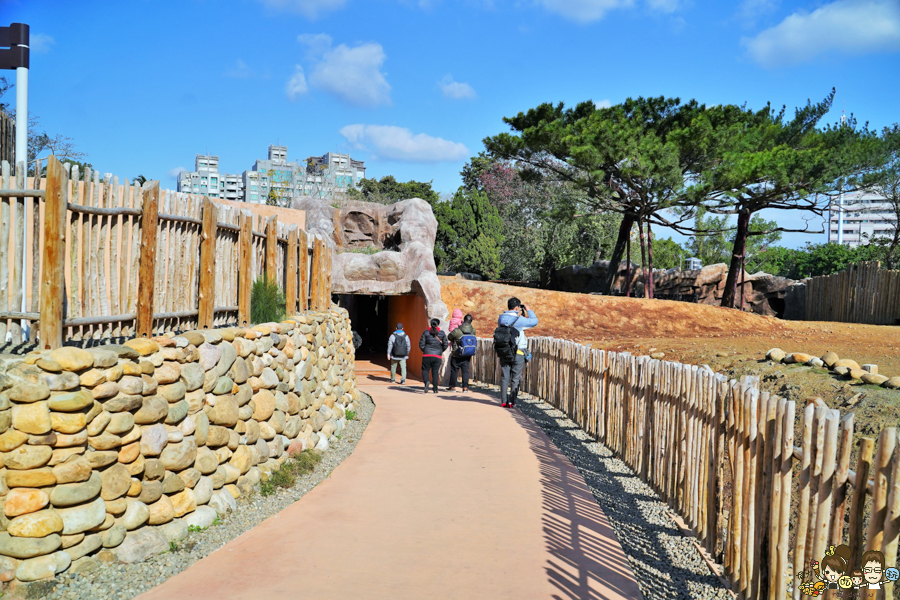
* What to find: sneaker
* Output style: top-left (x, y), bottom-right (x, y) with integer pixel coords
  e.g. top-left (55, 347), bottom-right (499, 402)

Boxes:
top-left (462, 388), bottom-right (468, 393)
top-left (400, 379), bottom-right (406, 384)
top-left (509, 401), bottom-right (516, 408)
top-left (432, 388), bottom-right (439, 393)
top-left (423, 386), bottom-right (430, 394)
top-left (390, 380), bottom-right (395, 384)
top-left (447, 387), bottom-right (456, 392)
top-left (501, 402), bottom-right (509, 408)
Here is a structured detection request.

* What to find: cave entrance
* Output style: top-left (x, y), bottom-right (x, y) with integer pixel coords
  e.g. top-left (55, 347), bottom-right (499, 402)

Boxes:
top-left (334, 292), bottom-right (428, 382)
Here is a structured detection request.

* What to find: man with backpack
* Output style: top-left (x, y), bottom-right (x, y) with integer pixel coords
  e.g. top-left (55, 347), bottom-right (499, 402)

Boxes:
top-left (494, 297), bottom-right (538, 408)
top-left (419, 319), bottom-right (449, 393)
top-left (387, 323), bottom-right (410, 384)
top-left (447, 314), bottom-right (476, 393)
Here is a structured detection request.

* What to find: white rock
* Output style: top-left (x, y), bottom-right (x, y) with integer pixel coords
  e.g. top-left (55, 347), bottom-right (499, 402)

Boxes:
top-left (208, 490), bottom-right (236, 516)
top-left (162, 519), bottom-right (188, 543)
top-left (184, 506), bottom-right (217, 530)
top-left (115, 528), bottom-right (168, 563)
top-left (121, 500), bottom-right (150, 531)
top-left (315, 434), bottom-right (329, 451)
top-left (193, 476), bottom-right (213, 506)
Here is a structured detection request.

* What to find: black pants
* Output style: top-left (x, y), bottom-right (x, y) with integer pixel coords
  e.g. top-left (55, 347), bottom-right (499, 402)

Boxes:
top-left (449, 355), bottom-right (471, 389)
top-left (422, 356), bottom-right (442, 390)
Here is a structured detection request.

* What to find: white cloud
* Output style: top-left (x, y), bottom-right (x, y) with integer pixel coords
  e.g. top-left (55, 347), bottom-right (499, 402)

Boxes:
top-left (225, 59), bottom-right (254, 78)
top-left (339, 124), bottom-right (469, 162)
top-left (167, 167), bottom-right (188, 178)
top-left (285, 65), bottom-right (308, 100)
top-left (297, 33), bottom-right (333, 57)
top-left (646, 0), bottom-right (680, 12)
top-left (594, 98), bottom-right (612, 109)
top-left (297, 36), bottom-right (391, 107)
top-left (31, 33), bottom-right (55, 54)
top-left (256, 0), bottom-right (347, 19)
top-left (743, 0), bottom-right (900, 68)
top-left (739, 0), bottom-right (779, 18)
top-left (439, 75), bottom-right (476, 99)
top-left (537, 0), bottom-right (634, 22)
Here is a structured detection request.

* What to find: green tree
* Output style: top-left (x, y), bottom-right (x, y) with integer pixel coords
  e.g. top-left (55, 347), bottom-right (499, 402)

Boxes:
top-left (862, 124), bottom-right (900, 268)
top-left (484, 96), bottom-right (717, 296)
top-left (347, 175), bottom-right (440, 206)
top-left (433, 188), bottom-right (504, 279)
top-left (695, 90), bottom-right (884, 307)
top-left (651, 237), bottom-right (689, 270)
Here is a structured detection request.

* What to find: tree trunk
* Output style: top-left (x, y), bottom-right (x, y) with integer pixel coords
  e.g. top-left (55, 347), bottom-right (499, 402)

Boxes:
top-left (638, 216), bottom-right (648, 299)
top-left (602, 214), bottom-right (636, 295)
top-left (647, 220), bottom-right (654, 299)
top-left (721, 209), bottom-right (751, 309)
top-left (625, 225), bottom-right (633, 298)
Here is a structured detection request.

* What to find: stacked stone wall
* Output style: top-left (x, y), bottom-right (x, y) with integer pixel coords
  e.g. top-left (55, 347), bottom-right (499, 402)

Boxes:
top-left (0, 308), bottom-right (358, 585)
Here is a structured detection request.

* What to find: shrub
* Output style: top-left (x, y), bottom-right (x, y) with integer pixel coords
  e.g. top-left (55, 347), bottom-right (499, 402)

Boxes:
top-left (250, 277), bottom-right (286, 325)
top-left (259, 451), bottom-right (323, 497)
top-left (345, 409), bottom-right (357, 421)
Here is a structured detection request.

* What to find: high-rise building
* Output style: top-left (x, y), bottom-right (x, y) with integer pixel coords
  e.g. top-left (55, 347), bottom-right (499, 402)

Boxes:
top-left (176, 146), bottom-right (365, 204)
top-left (176, 154), bottom-right (244, 201)
top-left (242, 146), bottom-right (366, 204)
top-left (827, 190), bottom-right (897, 247)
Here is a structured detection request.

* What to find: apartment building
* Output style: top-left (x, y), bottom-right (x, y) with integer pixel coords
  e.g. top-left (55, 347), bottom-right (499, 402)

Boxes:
top-left (176, 146), bottom-right (366, 204)
top-left (176, 154), bottom-right (245, 201)
top-left (827, 191), bottom-right (897, 248)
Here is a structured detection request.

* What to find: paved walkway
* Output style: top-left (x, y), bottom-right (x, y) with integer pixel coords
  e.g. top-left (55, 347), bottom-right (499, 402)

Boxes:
top-left (136, 375), bottom-right (643, 600)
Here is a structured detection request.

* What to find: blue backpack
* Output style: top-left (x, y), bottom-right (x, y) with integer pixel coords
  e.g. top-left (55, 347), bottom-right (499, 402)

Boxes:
top-left (458, 333), bottom-right (477, 357)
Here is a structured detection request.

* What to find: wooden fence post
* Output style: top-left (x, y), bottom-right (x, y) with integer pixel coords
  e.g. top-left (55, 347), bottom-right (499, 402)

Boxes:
top-left (286, 226), bottom-right (298, 315)
top-left (265, 216), bottom-right (277, 281)
top-left (310, 237), bottom-right (322, 311)
top-left (298, 228), bottom-right (309, 312)
top-left (39, 156), bottom-right (68, 349)
top-left (198, 197), bottom-right (217, 329)
top-left (238, 211), bottom-right (252, 326)
top-left (324, 242), bottom-right (332, 308)
top-left (135, 181), bottom-right (160, 338)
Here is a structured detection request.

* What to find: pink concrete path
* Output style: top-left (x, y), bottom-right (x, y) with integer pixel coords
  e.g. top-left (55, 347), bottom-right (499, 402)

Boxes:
top-left (136, 380), bottom-right (643, 600)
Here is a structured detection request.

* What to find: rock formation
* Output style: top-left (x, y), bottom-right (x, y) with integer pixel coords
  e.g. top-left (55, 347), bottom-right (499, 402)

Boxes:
top-left (293, 197), bottom-right (449, 324)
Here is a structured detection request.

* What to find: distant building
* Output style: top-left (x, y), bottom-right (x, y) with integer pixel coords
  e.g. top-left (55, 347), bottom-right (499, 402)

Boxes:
top-left (684, 257), bottom-right (703, 271)
top-left (177, 146), bottom-right (366, 205)
top-left (243, 146), bottom-right (366, 204)
top-left (176, 154), bottom-right (244, 201)
top-left (827, 191), bottom-right (897, 248)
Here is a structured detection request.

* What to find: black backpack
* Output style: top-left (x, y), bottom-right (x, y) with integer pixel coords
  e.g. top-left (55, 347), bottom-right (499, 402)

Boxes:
top-left (391, 332), bottom-right (409, 357)
top-left (493, 318), bottom-right (519, 363)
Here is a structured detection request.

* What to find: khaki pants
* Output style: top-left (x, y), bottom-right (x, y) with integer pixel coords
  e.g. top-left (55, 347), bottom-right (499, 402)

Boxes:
top-left (390, 359), bottom-right (406, 382)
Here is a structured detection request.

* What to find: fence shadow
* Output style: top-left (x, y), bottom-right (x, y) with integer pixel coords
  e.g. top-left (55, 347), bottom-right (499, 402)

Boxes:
top-left (474, 383), bottom-right (729, 600)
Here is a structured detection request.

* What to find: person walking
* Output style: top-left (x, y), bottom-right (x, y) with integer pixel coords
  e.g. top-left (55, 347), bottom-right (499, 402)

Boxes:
top-left (419, 318), bottom-right (448, 393)
top-left (494, 297), bottom-right (538, 408)
top-left (447, 314), bottom-right (476, 392)
top-left (448, 308), bottom-right (464, 332)
top-left (386, 323), bottom-right (410, 384)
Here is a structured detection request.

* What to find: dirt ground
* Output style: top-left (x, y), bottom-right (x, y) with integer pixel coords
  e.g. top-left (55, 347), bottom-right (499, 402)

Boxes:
top-left (440, 276), bottom-right (900, 436)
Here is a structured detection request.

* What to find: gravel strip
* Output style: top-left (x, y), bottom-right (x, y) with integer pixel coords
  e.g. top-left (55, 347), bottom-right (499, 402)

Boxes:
top-left (472, 382), bottom-right (733, 600)
top-left (44, 391), bottom-right (376, 600)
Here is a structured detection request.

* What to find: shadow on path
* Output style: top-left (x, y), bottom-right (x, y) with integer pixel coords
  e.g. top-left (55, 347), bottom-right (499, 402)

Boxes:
top-left (472, 383), bottom-right (731, 600)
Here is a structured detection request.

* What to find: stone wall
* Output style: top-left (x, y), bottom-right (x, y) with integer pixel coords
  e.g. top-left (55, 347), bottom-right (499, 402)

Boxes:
top-left (0, 309), bottom-right (358, 586)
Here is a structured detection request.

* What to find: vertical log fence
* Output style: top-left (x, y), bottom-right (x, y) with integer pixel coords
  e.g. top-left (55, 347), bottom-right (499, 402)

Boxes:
top-left (473, 337), bottom-right (900, 599)
top-left (0, 155), bottom-right (332, 349)
top-left (805, 261), bottom-right (900, 325)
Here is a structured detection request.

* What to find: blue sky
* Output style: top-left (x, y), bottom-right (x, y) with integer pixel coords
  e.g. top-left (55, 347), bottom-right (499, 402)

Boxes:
top-left (3, 0), bottom-right (900, 248)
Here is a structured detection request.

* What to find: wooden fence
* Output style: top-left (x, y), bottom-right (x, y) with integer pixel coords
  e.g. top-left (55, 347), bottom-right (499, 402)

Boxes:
top-left (474, 337), bottom-right (900, 599)
top-left (0, 110), bottom-right (12, 165)
top-left (0, 155), bottom-right (333, 350)
top-left (805, 261), bottom-right (900, 325)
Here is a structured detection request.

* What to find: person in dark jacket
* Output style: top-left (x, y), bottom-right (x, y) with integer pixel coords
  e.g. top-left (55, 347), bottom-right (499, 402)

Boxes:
top-left (447, 314), bottom-right (475, 392)
top-left (386, 323), bottom-right (410, 384)
top-left (418, 318), bottom-right (448, 393)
